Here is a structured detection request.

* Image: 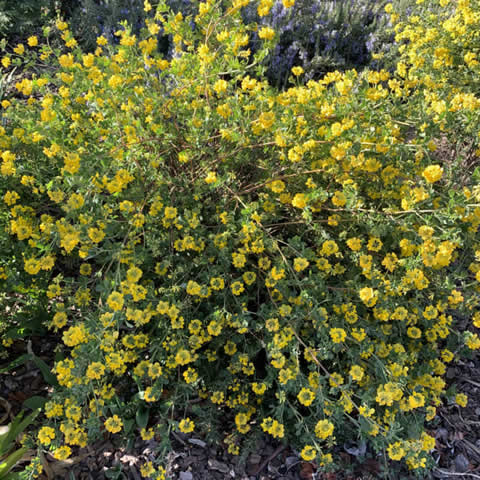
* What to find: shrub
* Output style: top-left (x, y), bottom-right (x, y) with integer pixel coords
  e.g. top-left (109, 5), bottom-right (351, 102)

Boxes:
top-left (242, 0), bottom-right (392, 89)
top-left (1, 0), bottom-right (480, 477)
top-left (65, 0), bottom-right (195, 52)
top-left (0, 0), bottom-right (56, 43)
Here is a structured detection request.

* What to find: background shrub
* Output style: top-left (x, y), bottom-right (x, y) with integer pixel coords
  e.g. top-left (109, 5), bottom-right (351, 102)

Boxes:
top-left (242, 0), bottom-right (392, 89)
top-left (64, 0), bottom-right (195, 53)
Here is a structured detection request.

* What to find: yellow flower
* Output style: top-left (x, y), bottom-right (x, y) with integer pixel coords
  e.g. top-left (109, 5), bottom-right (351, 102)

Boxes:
top-left (179, 418), bottom-right (194, 433)
top-left (292, 193), bottom-right (307, 208)
top-left (293, 257), bottom-right (309, 272)
top-left (291, 66), bottom-right (304, 76)
top-left (231, 281), bottom-right (245, 296)
top-left (269, 420), bottom-right (284, 439)
top-left (105, 415), bottom-right (123, 433)
top-left (252, 383), bottom-right (267, 395)
top-left (330, 328), bottom-right (346, 343)
top-left (38, 426), bottom-right (55, 445)
top-left (408, 392), bottom-right (425, 409)
top-left (107, 291), bottom-right (124, 311)
top-left (300, 445), bottom-right (317, 461)
top-left (62, 325), bottom-right (88, 347)
top-left (80, 263), bottom-right (92, 275)
top-left (232, 252), bottom-right (246, 268)
top-left (53, 446), bottom-right (71, 460)
top-left (283, 0), bottom-right (295, 7)
top-left (52, 311), bottom-right (68, 329)
top-left (13, 43), bottom-right (25, 55)
top-left (455, 393), bottom-right (468, 407)
top-left (359, 287), bottom-right (378, 307)
top-left (144, 387), bottom-right (157, 402)
top-left (387, 441), bottom-right (406, 461)
top-left (56, 20), bottom-right (68, 31)
top-left (140, 428), bottom-right (155, 440)
top-left (140, 461), bottom-right (155, 477)
top-left (205, 171), bottom-right (217, 184)
top-left (28, 36), bottom-right (38, 47)
top-left (426, 406), bottom-right (436, 421)
top-left (346, 237), bottom-right (362, 251)
top-left (258, 27), bottom-right (275, 40)
top-left (367, 237), bottom-right (382, 252)
top-left (321, 240), bottom-right (339, 256)
top-left (473, 311), bottom-right (480, 328)
top-left (175, 349), bottom-right (192, 366)
top-left (265, 317), bottom-right (279, 332)
top-left (466, 332), bottom-right (480, 349)
top-left (349, 365), bottom-right (364, 381)
top-left (297, 387), bottom-right (315, 406)
top-left (88, 227), bottom-right (105, 243)
top-left (407, 326), bottom-right (421, 339)
top-left (421, 432), bottom-right (436, 452)
top-left (332, 190), bottom-right (346, 206)
top-left (242, 271), bottom-right (256, 285)
top-left (86, 362), bottom-right (105, 380)
top-left (269, 180), bottom-right (285, 193)
top-left (143, 0), bottom-right (152, 12)
top-left (314, 419), bottom-right (334, 439)
top-left (422, 165), bottom-right (443, 183)
top-left (213, 79), bottom-right (228, 94)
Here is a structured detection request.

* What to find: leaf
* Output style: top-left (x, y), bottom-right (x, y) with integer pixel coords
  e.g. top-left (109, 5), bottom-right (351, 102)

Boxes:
top-left (0, 410), bottom-right (38, 457)
top-left (123, 419), bottom-right (134, 435)
top-left (30, 356), bottom-right (58, 387)
top-left (3, 472), bottom-right (22, 479)
top-left (135, 406), bottom-right (149, 429)
top-left (22, 396), bottom-right (47, 411)
top-left (0, 447), bottom-right (27, 478)
top-left (0, 355), bottom-right (29, 374)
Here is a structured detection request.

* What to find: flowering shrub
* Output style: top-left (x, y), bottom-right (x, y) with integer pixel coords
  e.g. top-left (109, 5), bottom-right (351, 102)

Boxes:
top-left (1, 0), bottom-right (480, 477)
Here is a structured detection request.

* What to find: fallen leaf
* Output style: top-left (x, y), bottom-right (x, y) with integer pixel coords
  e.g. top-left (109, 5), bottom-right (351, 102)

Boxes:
top-left (299, 461), bottom-right (314, 480)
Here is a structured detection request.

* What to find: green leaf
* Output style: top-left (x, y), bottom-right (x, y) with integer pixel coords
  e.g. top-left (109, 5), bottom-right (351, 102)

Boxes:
top-left (0, 354), bottom-right (29, 374)
top-left (30, 356), bottom-right (58, 387)
top-left (0, 410), bottom-right (38, 456)
top-left (22, 396), bottom-right (47, 411)
top-left (0, 447), bottom-right (27, 477)
top-left (123, 419), bottom-right (134, 435)
top-left (135, 406), bottom-right (149, 429)
top-left (2, 472), bottom-right (22, 480)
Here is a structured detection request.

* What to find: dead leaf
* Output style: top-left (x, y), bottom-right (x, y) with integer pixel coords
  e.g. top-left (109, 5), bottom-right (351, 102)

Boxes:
top-left (39, 451), bottom-right (54, 480)
top-left (299, 461), bottom-right (314, 480)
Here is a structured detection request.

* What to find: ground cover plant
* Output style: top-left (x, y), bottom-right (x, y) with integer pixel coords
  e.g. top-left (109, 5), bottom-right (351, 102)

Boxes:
top-left (0, 0), bottom-right (480, 478)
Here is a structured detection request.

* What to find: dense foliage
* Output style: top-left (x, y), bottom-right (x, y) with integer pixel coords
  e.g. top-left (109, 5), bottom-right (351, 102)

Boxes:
top-left (0, 0), bottom-right (55, 39)
top-left (0, 0), bottom-right (480, 478)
